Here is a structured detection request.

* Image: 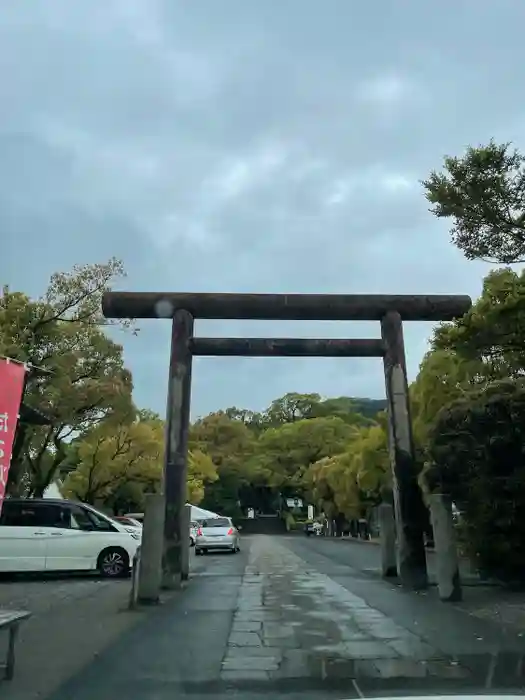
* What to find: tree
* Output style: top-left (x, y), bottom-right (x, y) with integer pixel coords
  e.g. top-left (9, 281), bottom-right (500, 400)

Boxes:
top-left (410, 267), bottom-right (525, 446)
top-left (1, 260), bottom-right (133, 496)
top-left (310, 396), bottom-right (377, 426)
top-left (423, 140), bottom-right (525, 263)
top-left (63, 415), bottom-right (164, 506)
top-left (187, 449), bottom-right (218, 504)
top-left (410, 348), bottom-right (485, 447)
top-left (264, 392), bottom-right (321, 426)
top-left (433, 268), bottom-right (525, 377)
top-left (304, 423), bottom-right (390, 520)
top-left (425, 378), bottom-right (525, 581)
top-left (189, 412), bottom-right (257, 517)
top-left (250, 416), bottom-right (356, 494)
top-left (224, 407), bottom-right (266, 434)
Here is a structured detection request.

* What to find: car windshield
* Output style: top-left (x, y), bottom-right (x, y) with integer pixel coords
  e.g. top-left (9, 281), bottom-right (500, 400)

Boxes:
top-left (81, 503), bottom-right (121, 528)
top-left (6, 2), bottom-right (525, 697)
top-left (201, 518), bottom-right (230, 528)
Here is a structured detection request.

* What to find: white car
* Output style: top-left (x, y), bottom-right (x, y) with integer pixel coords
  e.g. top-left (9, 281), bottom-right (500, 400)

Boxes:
top-left (0, 498), bottom-right (141, 578)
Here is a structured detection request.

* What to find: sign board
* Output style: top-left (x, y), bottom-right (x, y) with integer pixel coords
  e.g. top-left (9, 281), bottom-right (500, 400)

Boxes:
top-left (286, 497), bottom-right (303, 508)
top-left (308, 504), bottom-right (314, 521)
top-left (0, 359), bottom-right (27, 515)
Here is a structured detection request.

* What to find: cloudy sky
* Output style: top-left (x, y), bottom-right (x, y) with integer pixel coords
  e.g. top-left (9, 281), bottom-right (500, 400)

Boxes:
top-left (1, 0), bottom-right (523, 418)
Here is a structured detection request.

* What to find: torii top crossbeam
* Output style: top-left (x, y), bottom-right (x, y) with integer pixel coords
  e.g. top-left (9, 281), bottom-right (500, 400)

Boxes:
top-left (102, 292), bottom-right (471, 322)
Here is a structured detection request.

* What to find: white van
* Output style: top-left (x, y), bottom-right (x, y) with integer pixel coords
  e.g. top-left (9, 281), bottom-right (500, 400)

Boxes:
top-left (0, 498), bottom-right (141, 578)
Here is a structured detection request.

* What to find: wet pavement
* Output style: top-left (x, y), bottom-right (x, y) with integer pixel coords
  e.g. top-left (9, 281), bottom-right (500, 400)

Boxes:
top-left (45, 535), bottom-right (525, 700)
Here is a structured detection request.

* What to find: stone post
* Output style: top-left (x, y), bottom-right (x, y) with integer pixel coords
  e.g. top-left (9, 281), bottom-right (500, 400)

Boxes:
top-left (137, 493), bottom-right (165, 604)
top-left (378, 503), bottom-right (397, 578)
top-left (429, 494), bottom-right (462, 602)
top-left (381, 310), bottom-right (428, 590)
top-left (181, 503), bottom-right (191, 581)
top-left (162, 309), bottom-right (194, 589)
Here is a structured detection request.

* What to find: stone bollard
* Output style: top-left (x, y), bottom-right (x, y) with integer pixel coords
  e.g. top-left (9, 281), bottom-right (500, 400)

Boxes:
top-left (378, 503), bottom-right (397, 578)
top-left (128, 546), bottom-right (141, 610)
top-left (181, 503), bottom-right (191, 582)
top-left (137, 493), bottom-right (165, 604)
top-left (429, 493), bottom-right (462, 602)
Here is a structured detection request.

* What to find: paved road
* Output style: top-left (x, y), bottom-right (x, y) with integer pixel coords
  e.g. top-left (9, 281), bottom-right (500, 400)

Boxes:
top-left (45, 535), bottom-right (525, 700)
top-left (298, 533), bottom-right (479, 581)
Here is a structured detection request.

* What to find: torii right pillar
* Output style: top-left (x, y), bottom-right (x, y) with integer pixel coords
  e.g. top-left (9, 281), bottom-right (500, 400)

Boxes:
top-left (381, 310), bottom-right (428, 590)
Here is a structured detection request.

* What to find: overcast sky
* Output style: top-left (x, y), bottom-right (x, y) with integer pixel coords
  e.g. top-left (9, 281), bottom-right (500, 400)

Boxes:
top-left (1, 1), bottom-right (523, 418)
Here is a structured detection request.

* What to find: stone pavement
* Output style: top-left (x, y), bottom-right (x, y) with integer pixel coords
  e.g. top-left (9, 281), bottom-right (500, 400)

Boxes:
top-left (292, 533), bottom-right (525, 632)
top-left (43, 535), bottom-right (525, 700)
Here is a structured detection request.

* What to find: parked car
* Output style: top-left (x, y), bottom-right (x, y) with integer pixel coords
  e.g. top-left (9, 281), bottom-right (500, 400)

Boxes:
top-left (124, 512), bottom-right (144, 524)
top-left (114, 516), bottom-right (143, 529)
top-left (0, 498), bottom-right (141, 578)
top-left (195, 517), bottom-right (240, 555)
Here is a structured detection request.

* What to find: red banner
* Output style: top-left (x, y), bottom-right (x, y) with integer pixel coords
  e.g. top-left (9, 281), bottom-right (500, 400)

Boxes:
top-left (0, 359), bottom-right (27, 514)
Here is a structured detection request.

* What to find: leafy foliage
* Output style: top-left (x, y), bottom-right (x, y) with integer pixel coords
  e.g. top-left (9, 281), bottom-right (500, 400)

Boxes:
top-left (424, 379), bottom-right (525, 581)
top-left (1, 260), bottom-right (133, 496)
top-left (63, 415), bottom-right (164, 505)
top-left (423, 140), bottom-right (525, 263)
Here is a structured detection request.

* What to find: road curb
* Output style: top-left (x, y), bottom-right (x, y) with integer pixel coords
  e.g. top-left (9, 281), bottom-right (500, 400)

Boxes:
top-left (329, 535), bottom-right (438, 554)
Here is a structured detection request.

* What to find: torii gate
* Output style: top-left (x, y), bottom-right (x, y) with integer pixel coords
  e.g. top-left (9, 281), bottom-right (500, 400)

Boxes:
top-left (102, 292), bottom-right (471, 591)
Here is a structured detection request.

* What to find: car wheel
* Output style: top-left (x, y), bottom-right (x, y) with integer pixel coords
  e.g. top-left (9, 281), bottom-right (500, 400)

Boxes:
top-left (98, 547), bottom-right (129, 579)
top-left (195, 548), bottom-right (202, 555)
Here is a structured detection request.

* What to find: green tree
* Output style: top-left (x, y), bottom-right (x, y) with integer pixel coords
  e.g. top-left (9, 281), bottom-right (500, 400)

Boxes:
top-left (0, 260), bottom-right (133, 496)
top-left (187, 449), bottom-right (218, 504)
top-left (410, 348), bottom-right (485, 447)
top-left (310, 396), bottom-right (377, 426)
top-left (410, 268), bottom-right (525, 447)
top-left (250, 416), bottom-right (356, 494)
top-left (189, 412), bottom-right (257, 517)
top-left (304, 423), bottom-right (390, 520)
top-left (224, 406), bottom-right (266, 434)
top-left (63, 415), bottom-right (164, 505)
top-left (264, 392), bottom-right (321, 426)
top-left (433, 268), bottom-right (525, 376)
top-left (425, 378), bottom-right (525, 581)
top-left (423, 140), bottom-right (525, 263)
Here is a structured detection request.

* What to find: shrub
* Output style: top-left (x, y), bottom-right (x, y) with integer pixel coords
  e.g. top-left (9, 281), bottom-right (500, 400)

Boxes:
top-left (426, 378), bottom-right (525, 582)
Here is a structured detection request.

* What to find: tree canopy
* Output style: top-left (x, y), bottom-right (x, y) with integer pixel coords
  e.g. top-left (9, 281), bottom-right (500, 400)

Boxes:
top-left (1, 259), bottom-right (133, 497)
top-left (423, 140), bottom-right (525, 263)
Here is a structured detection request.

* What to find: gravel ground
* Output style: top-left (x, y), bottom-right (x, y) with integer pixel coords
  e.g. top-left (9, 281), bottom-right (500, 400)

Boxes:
top-left (0, 573), bottom-right (145, 700)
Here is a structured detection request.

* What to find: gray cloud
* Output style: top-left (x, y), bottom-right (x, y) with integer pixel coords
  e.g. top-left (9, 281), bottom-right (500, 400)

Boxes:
top-left (1, 0), bottom-right (522, 417)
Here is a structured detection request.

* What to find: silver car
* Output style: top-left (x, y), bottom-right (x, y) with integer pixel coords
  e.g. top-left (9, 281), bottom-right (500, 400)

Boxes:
top-left (195, 517), bottom-right (240, 555)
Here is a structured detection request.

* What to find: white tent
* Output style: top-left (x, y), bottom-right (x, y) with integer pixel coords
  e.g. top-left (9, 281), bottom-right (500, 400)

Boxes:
top-left (43, 480), bottom-right (65, 499)
top-left (187, 503), bottom-right (220, 521)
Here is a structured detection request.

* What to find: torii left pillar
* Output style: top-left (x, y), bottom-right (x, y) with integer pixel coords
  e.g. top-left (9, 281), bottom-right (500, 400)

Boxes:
top-left (381, 310), bottom-right (428, 590)
top-left (162, 309), bottom-right (194, 589)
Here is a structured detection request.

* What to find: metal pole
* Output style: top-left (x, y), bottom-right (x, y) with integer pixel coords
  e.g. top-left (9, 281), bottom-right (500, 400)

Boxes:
top-left (381, 310), bottom-right (428, 590)
top-left (162, 309), bottom-right (194, 589)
